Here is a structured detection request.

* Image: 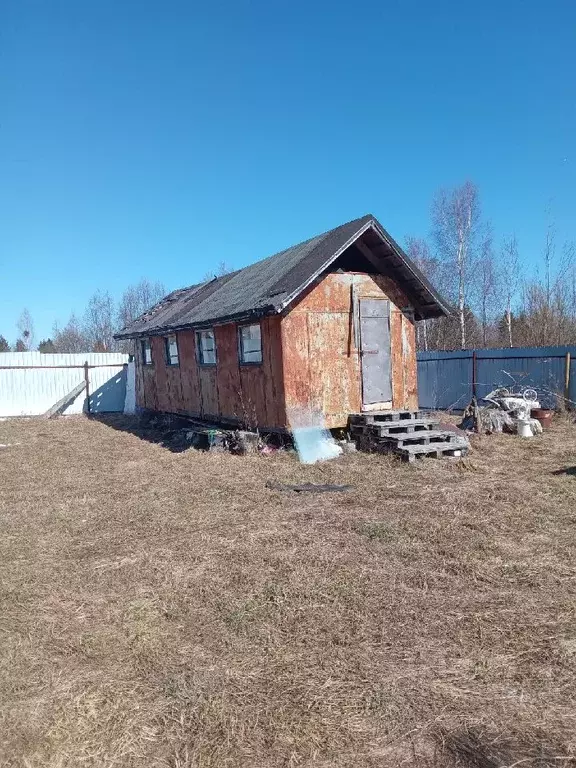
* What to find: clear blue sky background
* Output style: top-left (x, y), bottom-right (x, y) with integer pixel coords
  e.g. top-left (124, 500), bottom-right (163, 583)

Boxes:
top-left (1, 0), bottom-right (574, 342)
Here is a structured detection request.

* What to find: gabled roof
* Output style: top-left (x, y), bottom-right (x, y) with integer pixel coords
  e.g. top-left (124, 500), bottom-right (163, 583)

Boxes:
top-left (115, 214), bottom-right (450, 339)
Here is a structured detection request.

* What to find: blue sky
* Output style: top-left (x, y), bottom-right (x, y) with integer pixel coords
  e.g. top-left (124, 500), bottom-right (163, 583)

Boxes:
top-left (1, 0), bottom-right (574, 342)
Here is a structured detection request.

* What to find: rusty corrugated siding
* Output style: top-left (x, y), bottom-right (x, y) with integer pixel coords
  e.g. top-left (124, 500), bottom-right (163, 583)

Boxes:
top-left (151, 337), bottom-right (170, 413)
top-left (139, 318), bottom-right (287, 429)
top-left (177, 331), bottom-right (202, 415)
top-left (402, 314), bottom-right (418, 410)
top-left (137, 272), bottom-right (418, 430)
top-left (214, 324), bottom-right (242, 420)
top-left (281, 272), bottom-right (417, 428)
top-left (390, 299), bottom-right (404, 410)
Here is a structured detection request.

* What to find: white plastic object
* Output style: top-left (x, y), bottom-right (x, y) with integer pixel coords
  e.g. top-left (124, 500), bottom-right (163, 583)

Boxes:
top-left (517, 419), bottom-right (533, 437)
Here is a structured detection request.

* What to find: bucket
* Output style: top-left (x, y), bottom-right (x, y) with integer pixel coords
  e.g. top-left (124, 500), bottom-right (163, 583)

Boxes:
top-left (517, 419), bottom-right (532, 438)
top-left (531, 408), bottom-right (553, 430)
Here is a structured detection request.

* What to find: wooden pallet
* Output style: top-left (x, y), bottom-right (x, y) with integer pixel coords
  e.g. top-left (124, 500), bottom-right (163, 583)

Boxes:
top-left (350, 409), bottom-right (469, 462)
top-left (357, 435), bottom-right (468, 461)
top-left (396, 440), bottom-right (468, 462)
top-left (377, 429), bottom-right (461, 448)
top-left (350, 418), bottom-right (440, 436)
top-left (350, 409), bottom-right (425, 424)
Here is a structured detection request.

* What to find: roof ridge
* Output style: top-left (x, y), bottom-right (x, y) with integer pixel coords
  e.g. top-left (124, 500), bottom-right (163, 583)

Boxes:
top-left (115, 212), bottom-right (448, 340)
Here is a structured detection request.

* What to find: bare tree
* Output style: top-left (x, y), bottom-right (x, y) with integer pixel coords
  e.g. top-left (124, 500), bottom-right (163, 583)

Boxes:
top-left (117, 279), bottom-right (166, 330)
top-left (432, 181), bottom-right (482, 349)
top-left (53, 314), bottom-right (89, 353)
top-left (544, 220), bottom-right (555, 309)
top-left (405, 237), bottom-right (438, 351)
top-left (500, 235), bottom-right (520, 347)
top-left (16, 309), bottom-right (35, 351)
top-left (475, 227), bottom-right (497, 347)
top-left (84, 291), bottom-right (116, 352)
top-left (14, 339), bottom-right (26, 352)
top-left (566, 242), bottom-right (576, 325)
top-left (202, 261), bottom-right (234, 282)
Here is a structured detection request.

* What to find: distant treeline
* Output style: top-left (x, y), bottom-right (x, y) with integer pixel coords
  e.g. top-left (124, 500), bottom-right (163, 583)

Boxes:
top-left (406, 181), bottom-right (575, 351)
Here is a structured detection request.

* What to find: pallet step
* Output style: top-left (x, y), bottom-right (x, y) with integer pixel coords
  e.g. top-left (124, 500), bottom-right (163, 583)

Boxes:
top-left (397, 440), bottom-right (469, 462)
top-left (355, 435), bottom-right (469, 460)
top-left (378, 429), bottom-right (461, 447)
top-left (351, 410), bottom-right (425, 424)
top-left (351, 418), bottom-right (440, 436)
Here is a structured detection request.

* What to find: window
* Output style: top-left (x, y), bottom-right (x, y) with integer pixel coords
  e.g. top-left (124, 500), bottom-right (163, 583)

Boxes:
top-left (164, 334), bottom-right (179, 366)
top-left (238, 323), bottom-right (262, 364)
top-left (141, 339), bottom-right (152, 365)
top-left (197, 329), bottom-right (216, 365)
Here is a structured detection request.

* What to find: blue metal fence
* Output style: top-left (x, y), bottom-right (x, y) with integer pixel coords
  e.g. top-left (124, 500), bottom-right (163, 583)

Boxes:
top-left (417, 346), bottom-right (576, 410)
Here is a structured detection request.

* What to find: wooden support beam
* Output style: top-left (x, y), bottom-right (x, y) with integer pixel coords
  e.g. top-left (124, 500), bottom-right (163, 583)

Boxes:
top-left (354, 239), bottom-right (393, 273)
top-left (43, 381), bottom-right (86, 419)
top-left (84, 361), bottom-right (91, 416)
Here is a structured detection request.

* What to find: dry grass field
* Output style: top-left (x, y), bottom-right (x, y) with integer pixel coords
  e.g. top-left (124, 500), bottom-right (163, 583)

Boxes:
top-left (1, 414), bottom-right (576, 767)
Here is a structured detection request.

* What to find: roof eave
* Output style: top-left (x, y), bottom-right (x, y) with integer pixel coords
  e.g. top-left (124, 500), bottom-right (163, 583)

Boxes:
top-left (276, 217), bottom-right (451, 321)
top-left (277, 219), bottom-right (375, 313)
top-left (113, 304), bottom-right (278, 340)
top-left (367, 221), bottom-right (452, 320)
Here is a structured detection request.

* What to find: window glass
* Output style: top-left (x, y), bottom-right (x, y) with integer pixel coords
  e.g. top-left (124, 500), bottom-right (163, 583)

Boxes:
top-left (165, 334), bottom-right (179, 366)
top-left (239, 324), bottom-right (262, 363)
top-left (141, 339), bottom-right (152, 365)
top-left (197, 329), bottom-right (216, 365)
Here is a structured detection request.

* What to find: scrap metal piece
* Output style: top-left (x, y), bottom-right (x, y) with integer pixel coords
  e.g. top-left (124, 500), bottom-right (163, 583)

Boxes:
top-left (266, 481), bottom-right (352, 493)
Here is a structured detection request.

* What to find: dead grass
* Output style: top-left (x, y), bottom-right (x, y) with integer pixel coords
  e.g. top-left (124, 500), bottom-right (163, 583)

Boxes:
top-left (1, 414), bottom-right (576, 767)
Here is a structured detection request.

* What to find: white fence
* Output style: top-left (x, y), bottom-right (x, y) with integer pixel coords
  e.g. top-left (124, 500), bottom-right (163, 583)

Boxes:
top-left (0, 352), bottom-right (134, 417)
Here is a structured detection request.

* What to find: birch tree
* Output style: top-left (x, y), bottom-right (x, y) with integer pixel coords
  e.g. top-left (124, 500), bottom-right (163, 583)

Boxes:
top-left (84, 291), bottom-right (116, 352)
top-left (53, 314), bottom-right (89, 353)
top-left (16, 309), bottom-right (35, 351)
top-left (405, 236), bottom-right (437, 351)
top-left (117, 279), bottom-right (166, 331)
top-left (432, 181), bottom-right (481, 349)
top-left (476, 229), bottom-right (497, 347)
top-left (500, 234), bottom-right (520, 347)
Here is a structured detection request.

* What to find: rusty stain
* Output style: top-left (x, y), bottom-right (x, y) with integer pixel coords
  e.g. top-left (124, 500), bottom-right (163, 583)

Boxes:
top-left (138, 271), bottom-right (419, 430)
top-left (282, 273), bottom-right (418, 428)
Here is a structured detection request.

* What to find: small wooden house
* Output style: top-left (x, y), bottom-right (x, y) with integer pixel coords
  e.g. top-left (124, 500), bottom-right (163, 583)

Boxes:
top-left (115, 214), bottom-right (449, 429)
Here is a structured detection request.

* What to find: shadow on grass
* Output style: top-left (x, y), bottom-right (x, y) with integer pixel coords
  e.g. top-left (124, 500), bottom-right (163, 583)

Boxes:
top-left (91, 413), bottom-right (207, 453)
top-left (551, 466), bottom-right (576, 477)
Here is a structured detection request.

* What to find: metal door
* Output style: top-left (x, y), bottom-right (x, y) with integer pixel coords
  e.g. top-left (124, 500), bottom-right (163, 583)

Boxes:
top-left (359, 298), bottom-right (392, 405)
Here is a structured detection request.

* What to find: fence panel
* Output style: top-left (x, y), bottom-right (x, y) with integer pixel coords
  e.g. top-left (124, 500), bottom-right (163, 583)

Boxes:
top-left (417, 351), bottom-right (474, 410)
top-left (0, 352), bottom-right (130, 417)
top-left (417, 346), bottom-right (576, 411)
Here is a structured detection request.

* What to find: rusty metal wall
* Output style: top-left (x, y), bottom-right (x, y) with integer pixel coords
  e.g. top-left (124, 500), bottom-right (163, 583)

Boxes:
top-left (281, 273), bottom-right (418, 428)
top-left (135, 273), bottom-right (419, 429)
top-left (136, 317), bottom-right (286, 428)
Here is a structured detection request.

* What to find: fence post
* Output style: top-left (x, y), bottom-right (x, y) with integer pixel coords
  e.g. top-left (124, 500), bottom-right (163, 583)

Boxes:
top-left (472, 350), bottom-right (477, 400)
top-left (565, 352), bottom-right (571, 409)
top-left (84, 361), bottom-right (91, 415)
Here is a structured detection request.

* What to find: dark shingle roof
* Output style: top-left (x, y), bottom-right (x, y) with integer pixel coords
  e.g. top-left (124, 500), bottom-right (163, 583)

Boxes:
top-left (115, 214), bottom-right (449, 339)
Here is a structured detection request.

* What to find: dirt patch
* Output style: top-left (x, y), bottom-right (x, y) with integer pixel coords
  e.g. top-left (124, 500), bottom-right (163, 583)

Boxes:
top-left (1, 415), bottom-right (576, 766)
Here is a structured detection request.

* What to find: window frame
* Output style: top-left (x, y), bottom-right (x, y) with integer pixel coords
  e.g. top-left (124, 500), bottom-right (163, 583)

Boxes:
top-left (164, 334), bottom-right (180, 367)
top-left (141, 338), bottom-right (153, 366)
top-left (238, 322), bottom-right (263, 366)
top-left (196, 328), bottom-right (217, 366)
